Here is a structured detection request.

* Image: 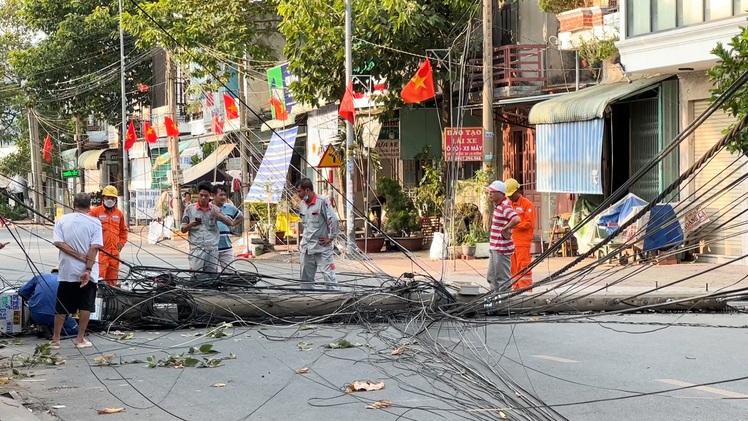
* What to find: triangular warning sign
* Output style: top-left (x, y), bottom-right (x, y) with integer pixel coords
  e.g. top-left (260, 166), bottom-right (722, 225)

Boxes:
top-left (317, 144), bottom-right (342, 168)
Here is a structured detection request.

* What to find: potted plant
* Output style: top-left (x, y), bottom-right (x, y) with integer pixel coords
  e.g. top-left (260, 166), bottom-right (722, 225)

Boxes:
top-left (376, 177), bottom-right (424, 251)
top-left (461, 230), bottom-right (477, 257)
top-left (469, 224), bottom-right (491, 259)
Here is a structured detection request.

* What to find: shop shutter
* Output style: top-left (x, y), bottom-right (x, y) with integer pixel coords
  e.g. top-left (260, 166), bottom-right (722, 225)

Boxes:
top-left (692, 100), bottom-right (746, 257)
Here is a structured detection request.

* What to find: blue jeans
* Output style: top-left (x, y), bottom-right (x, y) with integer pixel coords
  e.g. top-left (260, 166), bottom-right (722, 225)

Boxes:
top-left (33, 313), bottom-right (78, 336)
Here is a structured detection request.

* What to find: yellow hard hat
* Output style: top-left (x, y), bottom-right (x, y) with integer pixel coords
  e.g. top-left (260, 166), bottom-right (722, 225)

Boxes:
top-left (505, 178), bottom-right (521, 196)
top-left (102, 185), bottom-right (118, 197)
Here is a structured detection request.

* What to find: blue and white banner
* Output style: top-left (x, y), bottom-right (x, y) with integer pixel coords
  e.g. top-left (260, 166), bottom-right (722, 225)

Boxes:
top-left (245, 126), bottom-right (298, 203)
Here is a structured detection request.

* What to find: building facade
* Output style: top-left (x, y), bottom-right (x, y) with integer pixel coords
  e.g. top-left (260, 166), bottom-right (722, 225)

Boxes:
top-left (617, 0), bottom-right (748, 262)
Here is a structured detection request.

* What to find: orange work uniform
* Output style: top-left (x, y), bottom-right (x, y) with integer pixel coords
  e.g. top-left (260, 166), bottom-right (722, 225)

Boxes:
top-left (510, 195), bottom-right (536, 291)
top-left (89, 206), bottom-right (127, 286)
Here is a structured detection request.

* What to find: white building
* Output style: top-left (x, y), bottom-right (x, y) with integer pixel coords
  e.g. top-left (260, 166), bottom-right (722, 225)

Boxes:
top-left (617, 1), bottom-right (748, 262)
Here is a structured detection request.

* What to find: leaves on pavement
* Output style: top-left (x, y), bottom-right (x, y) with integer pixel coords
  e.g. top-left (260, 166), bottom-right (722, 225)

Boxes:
top-left (344, 380), bottom-right (385, 393)
top-left (366, 400), bottom-right (392, 409)
top-left (96, 407), bottom-right (125, 414)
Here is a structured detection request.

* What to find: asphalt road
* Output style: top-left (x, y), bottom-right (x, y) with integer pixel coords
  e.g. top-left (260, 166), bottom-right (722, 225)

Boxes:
top-left (1, 224), bottom-right (747, 420)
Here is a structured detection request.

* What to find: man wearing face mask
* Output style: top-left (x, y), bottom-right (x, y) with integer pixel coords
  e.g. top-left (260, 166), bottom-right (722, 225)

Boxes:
top-left (89, 185), bottom-right (128, 286)
top-left (296, 178), bottom-right (340, 290)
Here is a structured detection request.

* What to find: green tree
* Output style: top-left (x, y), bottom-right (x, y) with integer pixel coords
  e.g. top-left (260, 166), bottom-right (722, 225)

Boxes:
top-left (124, 0), bottom-right (277, 89)
top-left (276, 0), bottom-right (478, 122)
top-left (708, 28), bottom-right (748, 155)
top-left (11, 0), bottom-right (152, 122)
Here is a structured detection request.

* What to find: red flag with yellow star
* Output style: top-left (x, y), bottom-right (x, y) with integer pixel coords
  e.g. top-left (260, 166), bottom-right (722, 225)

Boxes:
top-left (164, 116), bottom-right (179, 137)
top-left (223, 94), bottom-right (239, 120)
top-left (144, 121), bottom-right (158, 143)
top-left (125, 121), bottom-right (137, 151)
top-left (400, 58), bottom-right (436, 104)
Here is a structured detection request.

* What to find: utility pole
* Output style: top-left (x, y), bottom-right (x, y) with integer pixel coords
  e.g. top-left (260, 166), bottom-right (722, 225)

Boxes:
top-left (75, 118), bottom-right (83, 194)
top-left (482, 0), bottom-right (495, 224)
top-left (344, 0), bottom-right (355, 252)
top-left (166, 53), bottom-right (182, 225)
top-left (27, 110), bottom-right (42, 223)
top-left (239, 59), bottom-right (251, 234)
top-left (118, 0), bottom-right (130, 227)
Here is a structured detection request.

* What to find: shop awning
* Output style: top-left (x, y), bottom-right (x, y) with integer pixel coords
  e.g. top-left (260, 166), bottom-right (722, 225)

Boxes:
top-left (61, 148), bottom-right (78, 170)
top-left (536, 120), bottom-right (605, 194)
top-left (153, 139), bottom-right (200, 168)
top-left (181, 143), bottom-right (236, 185)
top-left (78, 149), bottom-right (112, 170)
top-left (528, 76), bottom-right (671, 125)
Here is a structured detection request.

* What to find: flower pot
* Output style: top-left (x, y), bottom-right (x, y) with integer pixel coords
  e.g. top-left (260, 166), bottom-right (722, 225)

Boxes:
top-left (392, 236), bottom-right (423, 252)
top-left (355, 237), bottom-right (385, 253)
top-left (462, 245), bottom-right (476, 256)
top-left (475, 242), bottom-right (491, 258)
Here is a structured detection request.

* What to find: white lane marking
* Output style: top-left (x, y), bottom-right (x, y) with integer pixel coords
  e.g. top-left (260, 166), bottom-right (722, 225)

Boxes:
top-left (531, 354), bottom-right (579, 363)
top-left (656, 379), bottom-right (748, 399)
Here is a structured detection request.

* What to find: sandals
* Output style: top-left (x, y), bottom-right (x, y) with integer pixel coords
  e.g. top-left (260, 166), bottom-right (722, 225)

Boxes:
top-left (74, 339), bottom-right (93, 349)
top-left (49, 342), bottom-right (60, 350)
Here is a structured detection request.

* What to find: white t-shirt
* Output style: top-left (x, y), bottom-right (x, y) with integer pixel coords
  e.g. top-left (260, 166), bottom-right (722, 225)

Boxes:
top-left (53, 212), bottom-right (104, 283)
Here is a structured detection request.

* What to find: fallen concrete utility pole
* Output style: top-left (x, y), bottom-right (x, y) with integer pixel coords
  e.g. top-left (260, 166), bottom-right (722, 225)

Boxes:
top-left (453, 289), bottom-right (733, 315)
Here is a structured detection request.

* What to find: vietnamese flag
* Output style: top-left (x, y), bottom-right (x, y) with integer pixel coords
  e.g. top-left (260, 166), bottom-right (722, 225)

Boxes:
top-left (269, 97), bottom-right (288, 121)
top-left (338, 82), bottom-right (355, 124)
top-left (144, 121), bottom-right (158, 143)
top-left (42, 133), bottom-right (52, 163)
top-left (164, 116), bottom-right (179, 137)
top-left (211, 115), bottom-right (224, 134)
top-left (400, 58), bottom-right (436, 104)
top-left (224, 94), bottom-right (239, 120)
top-left (124, 121), bottom-right (137, 151)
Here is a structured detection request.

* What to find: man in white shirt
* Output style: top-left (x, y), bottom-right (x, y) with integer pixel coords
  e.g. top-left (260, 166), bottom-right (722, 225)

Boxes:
top-left (51, 192), bottom-right (103, 349)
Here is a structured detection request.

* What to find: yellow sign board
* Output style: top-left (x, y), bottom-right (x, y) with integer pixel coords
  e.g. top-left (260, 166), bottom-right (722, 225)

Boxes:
top-left (317, 144), bottom-right (342, 168)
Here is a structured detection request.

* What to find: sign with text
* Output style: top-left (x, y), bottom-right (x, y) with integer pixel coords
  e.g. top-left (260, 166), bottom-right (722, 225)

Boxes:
top-left (61, 169), bottom-right (80, 178)
top-left (443, 127), bottom-right (484, 161)
top-left (376, 120), bottom-right (400, 159)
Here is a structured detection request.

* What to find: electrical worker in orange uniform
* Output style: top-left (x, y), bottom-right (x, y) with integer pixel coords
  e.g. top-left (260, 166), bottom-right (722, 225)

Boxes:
top-left (505, 179), bottom-right (536, 291)
top-left (89, 185), bottom-right (128, 286)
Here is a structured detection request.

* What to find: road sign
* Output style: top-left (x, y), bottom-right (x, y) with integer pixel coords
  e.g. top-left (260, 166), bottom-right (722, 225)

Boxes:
top-left (317, 144), bottom-right (342, 168)
top-left (61, 169), bottom-right (80, 178)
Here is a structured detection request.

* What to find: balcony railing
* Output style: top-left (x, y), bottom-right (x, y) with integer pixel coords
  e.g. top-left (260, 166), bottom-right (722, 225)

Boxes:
top-left (468, 44), bottom-right (546, 91)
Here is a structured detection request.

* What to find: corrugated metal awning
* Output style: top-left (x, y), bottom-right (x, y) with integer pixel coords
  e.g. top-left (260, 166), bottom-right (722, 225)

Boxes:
top-left (536, 119), bottom-right (605, 194)
top-left (181, 143), bottom-right (236, 185)
top-left (78, 149), bottom-right (111, 170)
top-left (153, 139), bottom-right (200, 168)
top-left (528, 76), bottom-right (671, 125)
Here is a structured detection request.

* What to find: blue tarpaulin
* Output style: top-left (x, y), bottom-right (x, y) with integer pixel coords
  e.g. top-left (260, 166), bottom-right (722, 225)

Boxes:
top-left (643, 204), bottom-right (684, 252)
top-left (597, 193), bottom-right (647, 235)
top-left (245, 127), bottom-right (298, 203)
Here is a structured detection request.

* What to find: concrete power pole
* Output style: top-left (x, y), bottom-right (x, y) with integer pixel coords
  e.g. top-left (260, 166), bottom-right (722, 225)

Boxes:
top-left (482, 0), bottom-right (496, 223)
top-left (239, 59), bottom-right (251, 234)
top-left (166, 54), bottom-right (182, 225)
top-left (27, 110), bottom-right (43, 223)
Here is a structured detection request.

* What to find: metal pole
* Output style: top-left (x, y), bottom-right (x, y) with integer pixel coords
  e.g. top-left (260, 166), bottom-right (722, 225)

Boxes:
top-left (239, 57), bottom-right (252, 234)
top-left (344, 0), bottom-right (355, 252)
top-left (481, 0), bottom-right (495, 224)
top-left (166, 53), bottom-right (182, 225)
top-left (27, 110), bottom-right (42, 223)
top-left (119, 0), bottom-right (130, 227)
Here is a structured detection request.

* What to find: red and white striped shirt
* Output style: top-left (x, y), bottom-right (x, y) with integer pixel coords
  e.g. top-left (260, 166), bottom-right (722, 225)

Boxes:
top-left (489, 199), bottom-right (518, 255)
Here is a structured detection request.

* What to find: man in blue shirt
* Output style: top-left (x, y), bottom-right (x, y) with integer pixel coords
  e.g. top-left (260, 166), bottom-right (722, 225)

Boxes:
top-left (213, 184), bottom-right (243, 271)
top-left (18, 268), bottom-right (78, 339)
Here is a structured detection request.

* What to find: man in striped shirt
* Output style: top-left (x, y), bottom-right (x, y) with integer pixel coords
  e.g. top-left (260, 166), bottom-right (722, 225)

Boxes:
top-left (486, 180), bottom-right (520, 292)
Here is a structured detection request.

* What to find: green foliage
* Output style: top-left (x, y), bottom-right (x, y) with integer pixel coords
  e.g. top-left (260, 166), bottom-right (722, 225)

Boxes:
top-left (124, 0), bottom-right (277, 90)
top-left (573, 35), bottom-right (619, 67)
top-left (537, 0), bottom-right (589, 14)
top-left (413, 163), bottom-right (445, 217)
top-left (376, 177), bottom-right (421, 236)
top-left (276, 0), bottom-right (478, 112)
top-left (708, 28), bottom-right (748, 156)
top-left (12, 0), bottom-right (152, 121)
